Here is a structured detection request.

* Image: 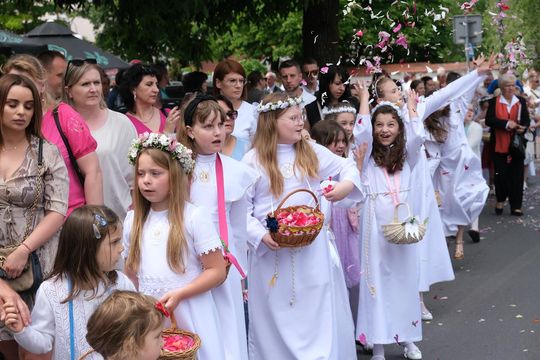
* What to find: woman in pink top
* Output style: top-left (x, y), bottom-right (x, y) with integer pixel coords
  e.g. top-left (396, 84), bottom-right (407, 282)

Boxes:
top-left (3, 55), bottom-right (103, 216)
top-left (119, 63), bottom-right (180, 134)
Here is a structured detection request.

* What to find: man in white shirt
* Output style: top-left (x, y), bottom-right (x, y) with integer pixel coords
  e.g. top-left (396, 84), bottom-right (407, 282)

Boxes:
top-left (278, 59), bottom-right (316, 106)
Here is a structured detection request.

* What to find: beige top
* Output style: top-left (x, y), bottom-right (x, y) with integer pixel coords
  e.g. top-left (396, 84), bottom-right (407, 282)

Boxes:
top-left (0, 136), bottom-right (68, 340)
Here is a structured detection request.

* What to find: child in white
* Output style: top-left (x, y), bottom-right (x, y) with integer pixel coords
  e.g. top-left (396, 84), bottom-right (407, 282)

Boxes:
top-left (353, 84), bottom-right (425, 360)
top-left (123, 133), bottom-right (228, 360)
top-left (2, 205), bottom-right (135, 360)
top-left (177, 95), bottom-right (258, 360)
top-left (243, 93), bottom-right (362, 359)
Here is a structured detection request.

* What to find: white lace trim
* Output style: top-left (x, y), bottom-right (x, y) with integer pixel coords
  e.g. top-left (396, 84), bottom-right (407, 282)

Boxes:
top-left (198, 244), bottom-right (222, 256)
top-left (139, 273), bottom-right (199, 296)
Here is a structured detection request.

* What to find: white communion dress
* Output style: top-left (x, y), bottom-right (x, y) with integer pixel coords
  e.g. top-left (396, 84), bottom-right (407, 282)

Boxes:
top-left (242, 142), bottom-right (361, 360)
top-left (190, 152), bottom-right (258, 360)
top-left (123, 204), bottom-right (226, 360)
top-left (353, 112), bottom-right (425, 344)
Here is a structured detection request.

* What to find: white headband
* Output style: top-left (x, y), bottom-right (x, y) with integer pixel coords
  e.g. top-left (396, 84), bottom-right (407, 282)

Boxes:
top-left (371, 101), bottom-right (402, 118)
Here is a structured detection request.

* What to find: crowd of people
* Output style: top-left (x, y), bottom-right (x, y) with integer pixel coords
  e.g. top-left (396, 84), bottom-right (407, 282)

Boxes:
top-left (0, 49), bottom-right (538, 360)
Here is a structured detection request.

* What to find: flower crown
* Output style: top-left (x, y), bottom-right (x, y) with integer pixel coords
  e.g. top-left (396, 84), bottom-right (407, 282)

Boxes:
top-left (128, 132), bottom-right (195, 175)
top-left (322, 105), bottom-right (357, 116)
top-left (371, 101), bottom-right (402, 118)
top-left (256, 96), bottom-right (303, 113)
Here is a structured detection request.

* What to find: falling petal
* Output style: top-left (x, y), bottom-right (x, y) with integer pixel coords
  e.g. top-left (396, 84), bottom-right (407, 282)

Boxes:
top-left (393, 23), bottom-right (402, 33)
top-left (358, 333), bottom-right (367, 345)
top-left (320, 66), bottom-right (329, 74)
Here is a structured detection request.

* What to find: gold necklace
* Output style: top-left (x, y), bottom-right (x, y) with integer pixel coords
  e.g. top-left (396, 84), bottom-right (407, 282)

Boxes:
top-left (137, 107), bottom-right (155, 124)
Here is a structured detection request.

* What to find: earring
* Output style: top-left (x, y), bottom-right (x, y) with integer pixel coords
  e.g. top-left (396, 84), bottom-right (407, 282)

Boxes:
top-left (133, 92), bottom-right (137, 101)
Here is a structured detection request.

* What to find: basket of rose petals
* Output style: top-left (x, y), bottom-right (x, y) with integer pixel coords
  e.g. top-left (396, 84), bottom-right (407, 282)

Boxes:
top-left (266, 189), bottom-right (324, 248)
top-left (159, 312), bottom-right (201, 360)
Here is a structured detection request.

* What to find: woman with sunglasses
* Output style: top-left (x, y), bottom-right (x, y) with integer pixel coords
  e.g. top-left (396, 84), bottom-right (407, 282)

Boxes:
top-left (63, 61), bottom-right (137, 220)
top-left (305, 65), bottom-right (359, 128)
top-left (119, 63), bottom-right (180, 135)
top-left (215, 95), bottom-right (250, 161)
top-left (213, 59), bottom-right (257, 143)
top-left (3, 55), bottom-right (103, 217)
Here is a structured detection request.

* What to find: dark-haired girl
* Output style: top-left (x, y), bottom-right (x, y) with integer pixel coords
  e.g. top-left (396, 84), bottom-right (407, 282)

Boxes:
top-left (353, 83), bottom-right (425, 360)
top-left (3, 205), bottom-right (135, 359)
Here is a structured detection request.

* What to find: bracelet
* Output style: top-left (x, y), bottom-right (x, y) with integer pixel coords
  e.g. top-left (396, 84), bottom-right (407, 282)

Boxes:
top-left (20, 242), bottom-right (32, 253)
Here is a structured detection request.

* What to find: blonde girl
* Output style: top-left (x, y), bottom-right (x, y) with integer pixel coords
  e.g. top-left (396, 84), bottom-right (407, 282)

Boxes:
top-left (2, 205), bottom-right (135, 360)
top-left (85, 290), bottom-right (166, 360)
top-left (243, 92), bottom-right (362, 359)
top-left (123, 133), bottom-right (227, 360)
top-left (177, 94), bottom-right (258, 360)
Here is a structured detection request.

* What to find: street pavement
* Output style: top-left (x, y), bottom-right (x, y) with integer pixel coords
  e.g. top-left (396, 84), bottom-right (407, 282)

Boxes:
top-left (358, 176), bottom-right (540, 360)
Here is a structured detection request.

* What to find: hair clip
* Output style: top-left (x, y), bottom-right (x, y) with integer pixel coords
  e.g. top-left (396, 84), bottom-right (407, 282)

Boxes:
top-left (92, 213), bottom-right (108, 239)
top-left (155, 301), bottom-right (170, 317)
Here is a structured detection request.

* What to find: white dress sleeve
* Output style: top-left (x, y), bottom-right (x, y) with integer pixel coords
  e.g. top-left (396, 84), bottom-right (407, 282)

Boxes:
top-left (190, 206), bottom-right (222, 256)
top-left (420, 70), bottom-right (483, 121)
top-left (313, 143), bottom-right (363, 202)
top-left (13, 284), bottom-right (55, 354)
top-left (404, 114), bottom-right (426, 169)
top-left (353, 114), bottom-right (373, 168)
top-left (242, 151), bottom-right (271, 253)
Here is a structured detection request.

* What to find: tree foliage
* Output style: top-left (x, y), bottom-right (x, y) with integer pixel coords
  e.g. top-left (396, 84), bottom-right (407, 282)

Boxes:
top-left (2, 0), bottom-right (538, 70)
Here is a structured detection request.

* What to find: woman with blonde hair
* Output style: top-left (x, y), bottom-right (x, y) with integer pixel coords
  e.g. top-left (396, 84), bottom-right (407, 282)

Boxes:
top-left (63, 61), bottom-right (137, 220)
top-left (3, 54), bottom-right (103, 216)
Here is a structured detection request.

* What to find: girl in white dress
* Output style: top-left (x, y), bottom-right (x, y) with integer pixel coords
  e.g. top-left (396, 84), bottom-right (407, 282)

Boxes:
top-left (177, 95), bottom-right (258, 360)
top-left (353, 84), bottom-right (425, 360)
top-left (2, 205), bottom-right (135, 360)
top-left (423, 71), bottom-right (488, 259)
top-left (123, 133), bottom-right (228, 360)
top-left (243, 92), bottom-right (362, 360)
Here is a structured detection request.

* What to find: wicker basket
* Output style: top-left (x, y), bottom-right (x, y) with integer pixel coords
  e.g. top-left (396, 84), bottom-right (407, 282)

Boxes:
top-left (381, 203), bottom-right (426, 245)
top-left (159, 312), bottom-right (201, 360)
top-left (267, 189), bottom-right (324, 248)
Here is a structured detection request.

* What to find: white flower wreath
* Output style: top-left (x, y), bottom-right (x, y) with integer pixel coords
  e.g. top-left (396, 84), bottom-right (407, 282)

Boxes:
top-left (256, 96), bottom-right (303, 113)
top-left (128, 132), bottom-right (195, 174)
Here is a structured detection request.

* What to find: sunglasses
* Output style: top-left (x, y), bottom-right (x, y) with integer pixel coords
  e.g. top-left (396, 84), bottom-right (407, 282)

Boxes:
top-left (304, 70), bottom-right (319, 77)
top-left (65, 58), bottom-right (99, 86)
top-left (68, 58), bottom-right (98, 67)
top-left (226, 110), bottom-right (238, 120)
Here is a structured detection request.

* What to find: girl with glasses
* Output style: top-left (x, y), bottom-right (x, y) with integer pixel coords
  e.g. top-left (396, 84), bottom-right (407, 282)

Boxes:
top-left (215, 95), bottom-right (250, 161)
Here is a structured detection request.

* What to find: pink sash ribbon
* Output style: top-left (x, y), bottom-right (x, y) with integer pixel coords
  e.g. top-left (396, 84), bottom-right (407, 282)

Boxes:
top-left (216, 154), bottom-right (247, 279)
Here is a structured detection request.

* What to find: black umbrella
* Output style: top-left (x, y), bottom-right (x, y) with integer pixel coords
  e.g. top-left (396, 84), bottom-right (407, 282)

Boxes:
top-left (25, 22), bottom-right (128, 69)
top-left (0, 29), bottom-right (48, 56)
